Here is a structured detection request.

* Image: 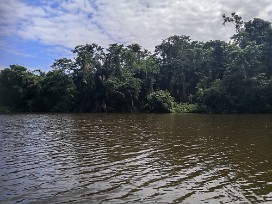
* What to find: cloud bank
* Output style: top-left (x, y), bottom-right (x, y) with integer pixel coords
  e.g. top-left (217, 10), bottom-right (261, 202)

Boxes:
top-left (1, 0), bottom-right (272, 52)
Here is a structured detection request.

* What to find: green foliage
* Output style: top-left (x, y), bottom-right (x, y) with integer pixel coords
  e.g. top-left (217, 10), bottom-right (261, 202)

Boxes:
top-left (146, 90), bottom-right (175, 113)
top-left (174, 103), bottom-right (199, 113)
top-left (0, 65), bottom-right (42, 112)
top-left (105, 77), bottom-right (142, 112)
top-left (40, 70), bottom-right (76, 112)
top-left (1, 14), bottom-right (272, 113)
top-left (196, 79), bottom-right (234, 113)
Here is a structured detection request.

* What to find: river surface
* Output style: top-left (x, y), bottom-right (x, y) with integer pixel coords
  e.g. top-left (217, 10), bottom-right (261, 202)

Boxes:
top-left (0, 113), bottom-right (272, 204)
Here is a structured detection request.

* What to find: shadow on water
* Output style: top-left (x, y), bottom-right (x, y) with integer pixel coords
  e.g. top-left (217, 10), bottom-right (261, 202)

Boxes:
top-left (0, 113), bottom-right (272, 203)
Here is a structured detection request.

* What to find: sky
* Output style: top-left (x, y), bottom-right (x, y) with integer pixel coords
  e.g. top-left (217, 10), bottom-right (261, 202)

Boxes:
top-left (0, 0), bottom-right (272, 71)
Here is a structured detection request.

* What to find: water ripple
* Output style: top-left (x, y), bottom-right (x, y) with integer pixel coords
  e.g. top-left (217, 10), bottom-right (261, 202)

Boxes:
top-left (0, 114), bottom-right (272, 203)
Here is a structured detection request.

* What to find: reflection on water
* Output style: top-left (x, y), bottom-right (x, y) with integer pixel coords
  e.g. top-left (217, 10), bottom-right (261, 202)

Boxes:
top-left (0, 113), bottom-right (272, 203)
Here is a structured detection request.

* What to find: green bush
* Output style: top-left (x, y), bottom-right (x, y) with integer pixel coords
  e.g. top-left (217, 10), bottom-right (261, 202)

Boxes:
top-left (174, 103), bottom-right (199, 113)
top-left (146, 90), bottom-right (175, 113)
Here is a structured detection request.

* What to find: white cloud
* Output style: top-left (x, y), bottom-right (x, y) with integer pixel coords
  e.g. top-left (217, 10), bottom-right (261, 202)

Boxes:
top-left (1, 0), bottom-right (272, 53)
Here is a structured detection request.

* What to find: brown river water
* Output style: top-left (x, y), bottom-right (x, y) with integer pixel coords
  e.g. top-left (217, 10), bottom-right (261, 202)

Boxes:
top-left (0, 113), bottom-right (272, 203)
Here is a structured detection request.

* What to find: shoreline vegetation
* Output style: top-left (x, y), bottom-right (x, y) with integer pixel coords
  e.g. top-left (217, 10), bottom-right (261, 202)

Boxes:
top-left (1, 13), bottom-right (272, 114)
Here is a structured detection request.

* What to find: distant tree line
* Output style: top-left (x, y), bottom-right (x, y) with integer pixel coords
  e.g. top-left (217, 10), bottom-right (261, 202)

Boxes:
top-left (1, 13), bottom-right (272, 113)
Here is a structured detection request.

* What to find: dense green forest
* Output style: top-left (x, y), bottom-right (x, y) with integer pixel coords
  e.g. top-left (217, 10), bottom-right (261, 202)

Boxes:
top-left (1, 13), bottom-right (272, 113)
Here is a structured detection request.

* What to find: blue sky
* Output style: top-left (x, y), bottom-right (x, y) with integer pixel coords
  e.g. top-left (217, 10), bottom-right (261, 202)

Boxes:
top-left (1, 0), bottom-right (272, 71)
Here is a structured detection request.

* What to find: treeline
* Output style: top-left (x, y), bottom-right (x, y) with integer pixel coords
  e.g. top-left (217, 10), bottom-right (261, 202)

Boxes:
top-left (1, 13), bottom-right (272, 113)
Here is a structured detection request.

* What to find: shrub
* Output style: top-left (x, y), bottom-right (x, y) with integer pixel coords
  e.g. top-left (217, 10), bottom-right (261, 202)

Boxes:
top-left (146, 90), bottom-right (175, 113)
top-left (174, 103), bottom-right (199, 113)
